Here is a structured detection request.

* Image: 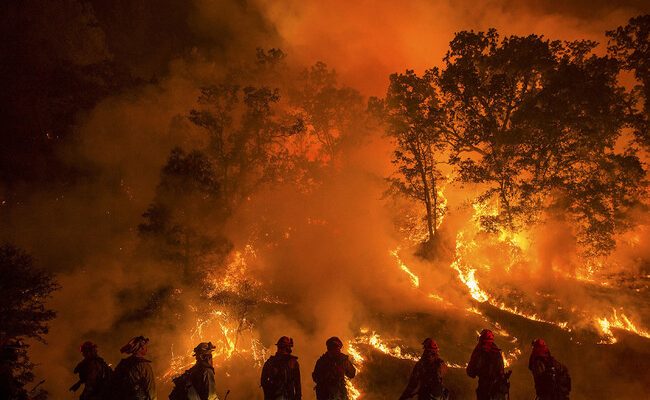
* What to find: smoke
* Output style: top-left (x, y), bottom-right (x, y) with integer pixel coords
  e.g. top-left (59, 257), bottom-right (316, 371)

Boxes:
top-left (2, 0), bottom-right (650, 399)
top-left (260, 0), bottom-right (650, 95)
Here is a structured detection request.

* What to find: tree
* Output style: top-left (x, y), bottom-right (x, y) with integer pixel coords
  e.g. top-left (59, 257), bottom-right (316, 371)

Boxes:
top-left (0, 244), bottom-right (58, 399)
top-left (139, 148), bottom-right (230, 280)
top-left (188, 60), bottom-right (305, 209)
top-left (0, 244), bottom-right (58, 342)
top-left (607, 14), bottom-right (650, 149)
top-left (141, 50), bottom-right (306, 277)
top-left (381, 70), bottom-right (447, 243)
top-left (434, 29), bottom-right (645, 255)
top-left (289, 61), bottom-right (366, 164)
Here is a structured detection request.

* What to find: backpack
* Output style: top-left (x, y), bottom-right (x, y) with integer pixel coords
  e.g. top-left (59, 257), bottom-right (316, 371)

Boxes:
top-left (262, 355), bottom-right (298, 399)
top-left (553, 360), bottom-right (571, 397)
top-left (95, 357), bottom-right (113, 398)
top-left (169, 369), bottom-right (201, 400)
top-left (111, 358), bottom-right (136, 400)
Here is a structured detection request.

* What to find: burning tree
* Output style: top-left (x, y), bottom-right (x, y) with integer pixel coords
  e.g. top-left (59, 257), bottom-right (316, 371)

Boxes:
top-left (434, 29), bottom-right (646, 256)
top-left (379, 70), bottom-right (448, 244)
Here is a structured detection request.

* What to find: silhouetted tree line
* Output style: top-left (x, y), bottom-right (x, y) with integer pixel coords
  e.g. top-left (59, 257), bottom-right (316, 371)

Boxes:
top-left (0, 244), bottom-right (59, 399)
top-left (139, 49), bottom-right (369, 282)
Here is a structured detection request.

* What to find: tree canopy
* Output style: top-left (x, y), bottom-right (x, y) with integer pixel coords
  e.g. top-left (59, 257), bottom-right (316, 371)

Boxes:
top-left (381, 26), bottom-right (647, 256)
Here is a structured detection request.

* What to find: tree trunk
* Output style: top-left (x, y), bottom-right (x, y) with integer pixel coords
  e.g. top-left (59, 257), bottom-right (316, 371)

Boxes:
top-left (417, 157), bottom-right (436, 242)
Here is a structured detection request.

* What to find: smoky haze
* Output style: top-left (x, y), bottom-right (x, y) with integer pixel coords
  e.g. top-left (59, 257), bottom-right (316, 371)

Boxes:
top-left (1, 1), bottom-right (650, 399)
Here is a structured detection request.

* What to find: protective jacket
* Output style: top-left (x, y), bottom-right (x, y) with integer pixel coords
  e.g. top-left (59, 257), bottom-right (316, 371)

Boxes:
top-left (399, 352), bottom-right (448, 400)
top-left (529, 354), bottom-right (571, 400)
top-left (312, 352), bottom-right (356, 400)
top-left (73, 356), bottom-right (112, 400)
top-left (467, 344), bottom-right (506, 400)
top-left (261, 353), bottom-right (301, 400)
top-left (113, 355), bottom-right (157, 400)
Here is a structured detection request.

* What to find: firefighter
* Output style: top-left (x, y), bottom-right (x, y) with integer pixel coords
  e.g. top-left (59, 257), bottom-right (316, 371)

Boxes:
top-left (169, 342), bottom-right (219, 400)
top-left (260, 336), bottom-right (301, 400)
top-left (312, 337), bottom-right (356, 400)
top-left (70, 341), bottom-right (112, 400)
top-left (466, 329), bottom-right (510, 400)
top-left (399, 338), bottom-right (449, 400)
top-left (528, 339), bottom-right (571, 400)
top-left (112, 336), bottom-right (156, 400)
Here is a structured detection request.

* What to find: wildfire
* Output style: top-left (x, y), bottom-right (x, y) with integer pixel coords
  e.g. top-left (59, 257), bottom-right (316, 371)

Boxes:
top-left (346, 380), bottom-right (362, 400)
top-left (164, 245), bottom-right (271, 380)
top-left (391, 247), bottom-right (420, 288)
top-left (450, 231), bottom-right (490, 303)
top-left (596, 309), bottom-right (650, 344)
top-left (345, 342), bottom-right (364, 399)
top-left (351, 330), bottom-right (468, 369)
top-left (353, 331), bottom-right (419, 361)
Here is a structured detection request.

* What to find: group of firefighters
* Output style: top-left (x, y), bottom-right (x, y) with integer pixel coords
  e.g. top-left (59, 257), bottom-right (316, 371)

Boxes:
top-left (69, 329), bottom-right (571, 400)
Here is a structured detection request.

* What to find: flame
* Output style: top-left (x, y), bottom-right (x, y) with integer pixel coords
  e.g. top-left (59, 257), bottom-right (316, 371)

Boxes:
top-left (448, 200), bottom-right (650, 346)
top-left (596, 309), bottom-right (650, 344)
top-left (345, 342), bottom-right (364, 399)
top-left (354, 331), bottom-right (419, 361)
top-left (436, 188), bottom-right (448, 229)
top-left (391, 247), bottom-right (420, 287)
top-left (351, 331), bottom-right (467, 369)
top-left (347, 343), bottom-right (365, 365)
top-left (163, 245), bottom-right (271, 380)
top-left (450, 231), bottom-right (489, 302)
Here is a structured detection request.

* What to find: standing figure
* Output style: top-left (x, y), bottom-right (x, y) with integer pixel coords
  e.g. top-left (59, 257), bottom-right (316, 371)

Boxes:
top-left (112, 336), bottom-right (157, 400)
top-left (466, 329), bottom-right (509, 400)
top-left (399, 338), bottom-right (449, 400)
top-left (170, 342), bottom-right (219, 400)
top-left (312, 337), bottom-right (356, 400)
top-left (528, 339), bottom-right (571, 400)
top-left (70, 341), bottom-right (112, 400)
top-left (260, 336), bottom-right (301, 400)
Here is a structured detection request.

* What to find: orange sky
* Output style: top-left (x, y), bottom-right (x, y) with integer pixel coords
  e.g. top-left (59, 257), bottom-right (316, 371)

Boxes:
top-left (260, 0), bottom-right (648, 95)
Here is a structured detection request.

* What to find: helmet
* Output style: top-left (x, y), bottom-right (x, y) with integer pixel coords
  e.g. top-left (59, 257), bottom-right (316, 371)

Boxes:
top-left (531, 338), bottom-right (549, 356)
top-left (326, 336), bottom-right (343, 350)
top-left (120, 336), bottom-right (149, 354)
top-left (479, 329), bottom-right (495, 342)
top-left (193, 342), bottom-right (216, 356)
top-left (80, 341), bottom-right (98, 354)
top-left (422, 338), bottom-right (439, 352)
top-left (276, 336), bottom-right (294, 348)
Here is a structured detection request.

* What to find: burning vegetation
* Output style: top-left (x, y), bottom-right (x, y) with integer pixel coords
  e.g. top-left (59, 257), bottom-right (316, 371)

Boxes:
top-left (2, 2), bottom-right (650, 400)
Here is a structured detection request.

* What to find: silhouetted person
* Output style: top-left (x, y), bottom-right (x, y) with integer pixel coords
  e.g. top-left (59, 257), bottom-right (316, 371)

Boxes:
top-left (399, 338), bottom-right (449, 400)
top-left (170, 342), bottom-right (219, 400)
top-left (112, 336), bottom-right (156, 400)
top-left (70, 341), bottom-right (112, 400)
top-left (260, 336), bottom-right (301, 400)
top-left (528, 339), bottom-right (571, 400)
top-left (312, 337), bottom-right (356, 400)
top-left (467, 329), bottom-right (509, 400)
